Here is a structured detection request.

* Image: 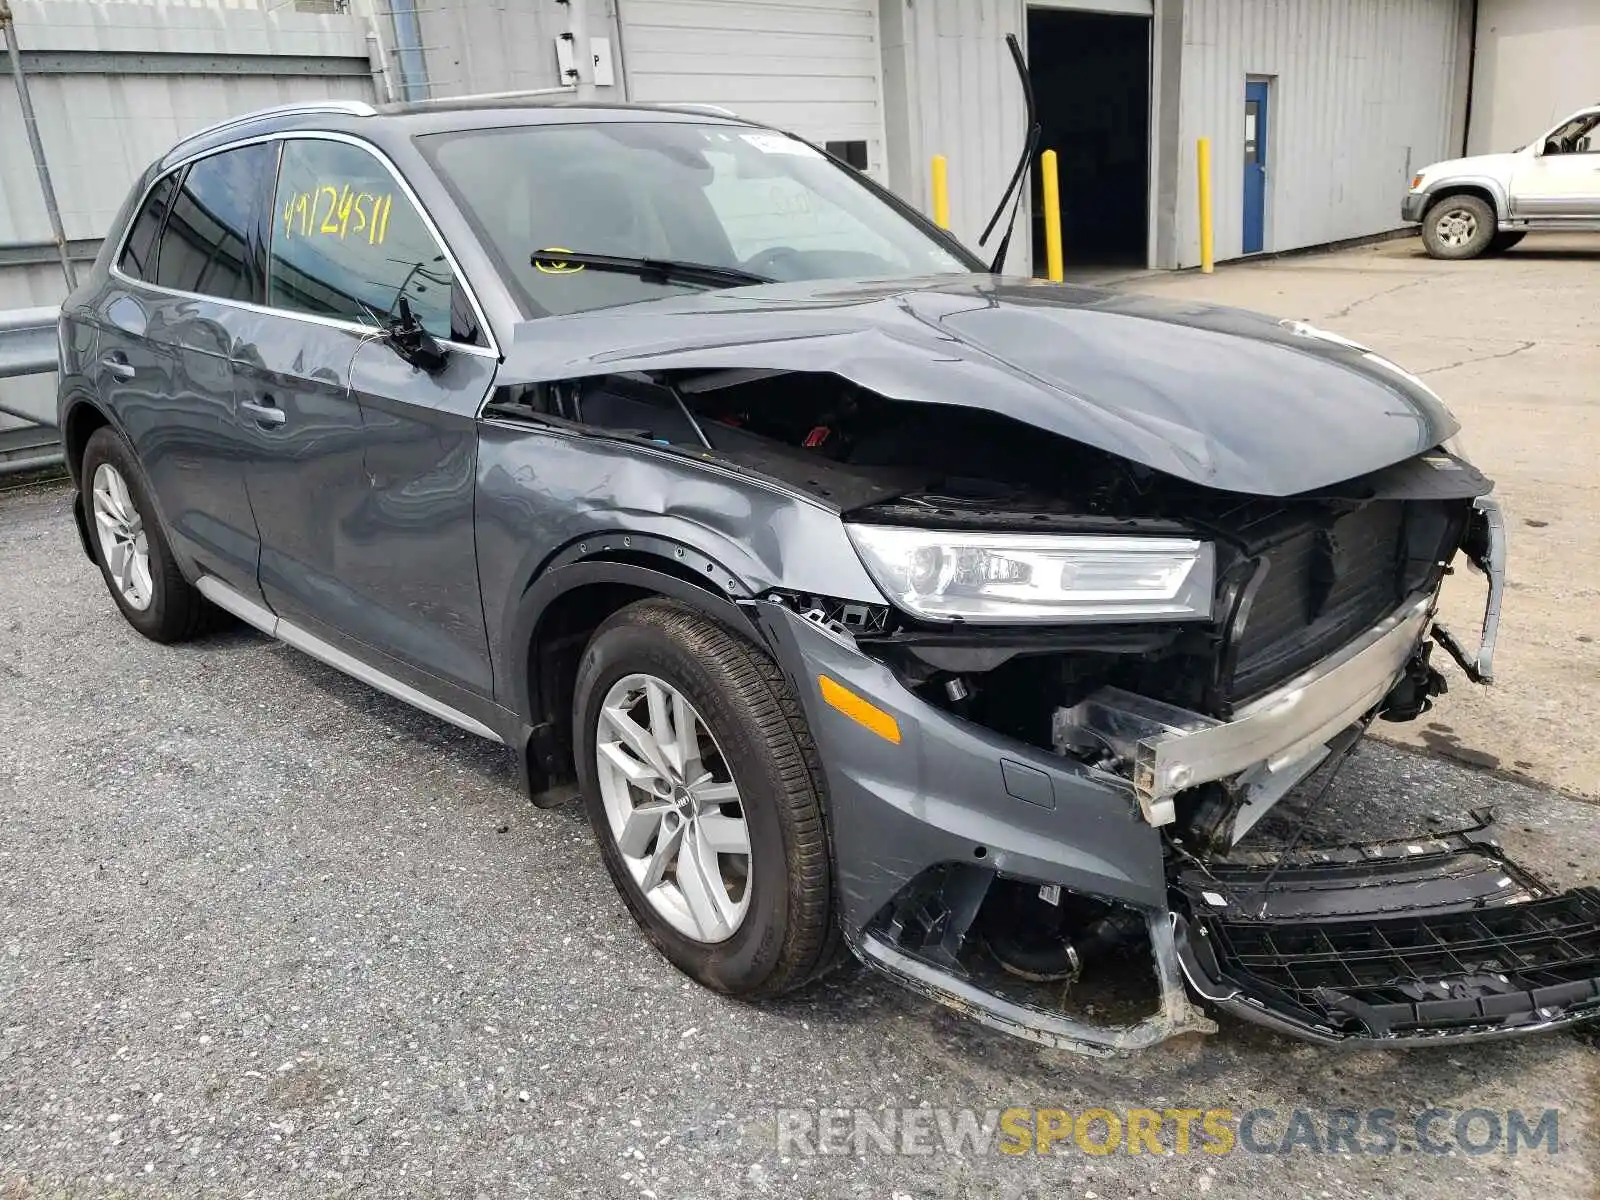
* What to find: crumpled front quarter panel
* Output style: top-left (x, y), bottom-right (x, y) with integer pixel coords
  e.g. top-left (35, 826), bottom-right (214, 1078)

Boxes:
top-left (473, 421), bottom-right (886, 703)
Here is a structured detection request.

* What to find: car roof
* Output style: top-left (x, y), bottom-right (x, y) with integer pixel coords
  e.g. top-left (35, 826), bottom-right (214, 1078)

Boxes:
top-left (159, 95), bottom-right (764, 172)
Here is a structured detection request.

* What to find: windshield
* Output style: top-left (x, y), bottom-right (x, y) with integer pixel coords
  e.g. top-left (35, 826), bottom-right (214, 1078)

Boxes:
top-left (418, 120), bottom-right (975, 318)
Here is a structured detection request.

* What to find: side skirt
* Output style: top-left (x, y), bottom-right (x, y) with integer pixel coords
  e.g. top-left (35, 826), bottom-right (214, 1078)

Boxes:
top-left (195, 575), bottom-right (505, 744)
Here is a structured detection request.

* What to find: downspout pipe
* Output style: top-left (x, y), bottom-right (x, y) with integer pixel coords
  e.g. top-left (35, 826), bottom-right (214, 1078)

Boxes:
top-left (1460, 0), bottom-right (1480, 157)
top-left (388, 0), bottom-right (429, 102)
top-left (0, 0), bottom-right (77, 292)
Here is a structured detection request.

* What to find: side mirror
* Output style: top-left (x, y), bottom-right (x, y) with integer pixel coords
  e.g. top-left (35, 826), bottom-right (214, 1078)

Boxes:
top-left (1539, 139), bottom-right (1561, 157)
top-left (386, 295), bottom-right (449, 373)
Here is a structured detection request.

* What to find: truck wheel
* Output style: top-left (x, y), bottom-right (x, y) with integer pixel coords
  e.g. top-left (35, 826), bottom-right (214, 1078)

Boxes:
top-left (1421, 195), bottom-right (1496, 259)
top-left (81, 426), bottom-right (216, 643)
top-left (1487, 231), bottom-right (1526, 255)
top-left (573, 598), bottom-right (837, 998)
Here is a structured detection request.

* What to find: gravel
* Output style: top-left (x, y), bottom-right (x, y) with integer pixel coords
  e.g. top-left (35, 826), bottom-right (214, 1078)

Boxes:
top-left (2, 481), bottom-right (1597, 1199)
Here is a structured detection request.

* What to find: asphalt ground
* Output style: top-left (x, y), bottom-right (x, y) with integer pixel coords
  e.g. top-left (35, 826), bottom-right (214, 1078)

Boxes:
top-left (3, 472), bottom-right (1599, 1199)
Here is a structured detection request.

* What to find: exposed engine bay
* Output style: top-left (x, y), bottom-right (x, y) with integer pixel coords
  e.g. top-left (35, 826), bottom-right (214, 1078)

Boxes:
top-left (494, 365), bottom-right (1494, 847)
top-left (489, 364), bottom-right (1545, 1048)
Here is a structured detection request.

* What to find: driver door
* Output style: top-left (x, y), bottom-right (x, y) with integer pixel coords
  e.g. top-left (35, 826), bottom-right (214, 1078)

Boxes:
top-left (1509, 113), bottom-right (1600, 219)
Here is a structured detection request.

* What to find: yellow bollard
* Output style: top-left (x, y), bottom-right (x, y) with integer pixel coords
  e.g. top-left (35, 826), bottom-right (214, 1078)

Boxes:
top-left (1040, 149), bottom-right (1064, 282)
top-left (1197, 137), bottom-right (1215, 274)
top-left (930, 155), bottom-right (950, 229)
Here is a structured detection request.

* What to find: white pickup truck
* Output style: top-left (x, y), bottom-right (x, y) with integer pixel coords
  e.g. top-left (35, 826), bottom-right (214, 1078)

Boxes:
top-left (1404, 103), bottom-right (1600, 259)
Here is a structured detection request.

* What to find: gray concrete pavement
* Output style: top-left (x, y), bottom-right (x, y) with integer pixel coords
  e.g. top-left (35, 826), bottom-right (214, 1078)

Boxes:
top-left (1126, 234), bottom-right (1600, 801)
top-left (3, 469), bottom-right (1599, 1198)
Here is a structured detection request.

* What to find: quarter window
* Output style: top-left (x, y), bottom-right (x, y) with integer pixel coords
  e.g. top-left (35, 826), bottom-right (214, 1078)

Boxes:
top-left (153, 144), bottom-right (275, 302)
top-left (118, 174), bottom-right (179, 283)
top-left (267, 139), bottom-right (454, 340)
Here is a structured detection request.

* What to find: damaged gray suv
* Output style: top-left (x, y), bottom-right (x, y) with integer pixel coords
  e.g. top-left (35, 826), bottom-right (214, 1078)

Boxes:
top-left (61, 96), bottom-right (1576, 1054)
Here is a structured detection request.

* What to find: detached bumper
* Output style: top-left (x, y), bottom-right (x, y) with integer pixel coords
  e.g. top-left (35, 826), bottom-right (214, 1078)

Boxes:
top-left (1173, 828), bottom-right (1600, 1042)
top-left (1402, 192), bottom-right (1428, 223)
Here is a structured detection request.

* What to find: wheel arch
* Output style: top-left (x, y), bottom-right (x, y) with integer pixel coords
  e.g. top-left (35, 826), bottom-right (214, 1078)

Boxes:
top-left (60, 392), bottom-right (114, 486)
top-left (508, 537), bottom-right (765, 793)
top-left (1422, 180), bottom-right (1507, 223)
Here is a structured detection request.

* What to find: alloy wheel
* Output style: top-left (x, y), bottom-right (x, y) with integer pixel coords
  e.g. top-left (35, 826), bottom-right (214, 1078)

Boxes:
top-left (594, 672), bottom-right (752, 943)
top-left (91, 462), bottom-right (153, 611)
top-left (1435, 206), bottom-right (1479, 248)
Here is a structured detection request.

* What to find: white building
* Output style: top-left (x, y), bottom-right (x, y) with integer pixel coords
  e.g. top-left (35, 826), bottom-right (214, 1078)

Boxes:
top-left (388, 0), bottom-right (1495, 270)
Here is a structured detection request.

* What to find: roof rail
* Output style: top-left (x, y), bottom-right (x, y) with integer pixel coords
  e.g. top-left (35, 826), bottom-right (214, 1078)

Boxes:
top-left (174, 99), bottom-right (378, 150)
top-left (405, 87), bottom-right (578, 105)
top-left (652, 102), bottom-right (739, 117)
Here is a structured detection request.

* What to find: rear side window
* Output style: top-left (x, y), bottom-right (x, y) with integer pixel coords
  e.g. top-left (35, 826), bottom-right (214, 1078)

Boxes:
top-left (154, 143), bottom-right (276, 302)
top-left (118, 174), bottom-right (178, 282)
top-left (266, 138), bottom-right (455, 341)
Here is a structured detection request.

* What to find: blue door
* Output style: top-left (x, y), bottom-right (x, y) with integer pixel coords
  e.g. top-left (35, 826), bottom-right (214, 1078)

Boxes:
top-left (1243, 81), bottom-right (1269, 253)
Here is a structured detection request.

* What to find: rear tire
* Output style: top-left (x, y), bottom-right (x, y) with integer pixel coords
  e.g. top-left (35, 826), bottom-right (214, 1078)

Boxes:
top-left (81, 426), bottom-right (215, 643)
top-left (1421, 195), bottom-right (1496, 260)
top-left (573, 598), bottom-right (837, 998)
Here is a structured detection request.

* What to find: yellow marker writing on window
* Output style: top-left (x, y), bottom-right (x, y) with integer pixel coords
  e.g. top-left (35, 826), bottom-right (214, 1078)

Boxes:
top-left (533, 247), bottom-right (586, 274)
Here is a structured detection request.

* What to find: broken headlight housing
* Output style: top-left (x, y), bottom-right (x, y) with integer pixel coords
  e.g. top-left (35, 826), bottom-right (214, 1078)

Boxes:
top-left (845, 525), bottom-right (1216, 623)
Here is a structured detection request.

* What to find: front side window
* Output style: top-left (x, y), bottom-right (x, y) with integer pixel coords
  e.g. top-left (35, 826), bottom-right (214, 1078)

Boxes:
top-left (153, 143), bottom-right (276, 302)
top-left (267, 138), bottom-right (455, 340)
top-left (119, 174), bottom-right (179, 282)
top-left (419, 121), bottom-right (973, 319)
top-left (1545, 113), bottom-right (1600, 155)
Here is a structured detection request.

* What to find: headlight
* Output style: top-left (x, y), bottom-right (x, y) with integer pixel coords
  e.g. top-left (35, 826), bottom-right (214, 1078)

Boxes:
top-left (845, 525), bottom-right (1216, 623)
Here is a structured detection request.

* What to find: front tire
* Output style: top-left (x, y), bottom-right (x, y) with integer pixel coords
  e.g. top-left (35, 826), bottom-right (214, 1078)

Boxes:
top-left (573, 598), bottom-right (835, 998)
top-left (1421, 195), bottom-right (1496, 259)
top-left (81, 426), bottom-right (215, 643)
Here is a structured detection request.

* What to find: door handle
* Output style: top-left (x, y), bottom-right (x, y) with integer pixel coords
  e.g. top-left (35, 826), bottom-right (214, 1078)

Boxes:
top-left (101, 354), bottom-right (135, 381)
top-left (240, 399), bottom-right (287, 427)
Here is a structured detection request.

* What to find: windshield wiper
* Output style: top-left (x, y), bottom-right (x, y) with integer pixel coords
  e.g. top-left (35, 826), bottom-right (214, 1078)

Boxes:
top-left (529, 250), bottom-right (771, 289)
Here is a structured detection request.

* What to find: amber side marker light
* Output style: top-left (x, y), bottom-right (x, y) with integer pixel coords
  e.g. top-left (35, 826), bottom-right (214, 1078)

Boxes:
top-left (817, 675), bottom-right (902, 745)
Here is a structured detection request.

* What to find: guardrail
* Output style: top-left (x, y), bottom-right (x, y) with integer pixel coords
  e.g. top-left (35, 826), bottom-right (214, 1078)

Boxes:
top-left (0, 304), bottom-right (62, 475)
top-left (0, 304), bottom-right (58, 383)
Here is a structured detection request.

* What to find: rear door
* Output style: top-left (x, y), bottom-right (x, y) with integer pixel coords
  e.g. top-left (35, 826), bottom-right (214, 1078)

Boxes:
top-left (100, 144), bottom-right (278, 604)
top-left (243, 134), bottom-right (497, 698)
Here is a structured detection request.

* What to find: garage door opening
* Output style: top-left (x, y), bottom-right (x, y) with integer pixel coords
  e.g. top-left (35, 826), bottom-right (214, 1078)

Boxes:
top-left (1027, 7), bottom-right (1152, 270)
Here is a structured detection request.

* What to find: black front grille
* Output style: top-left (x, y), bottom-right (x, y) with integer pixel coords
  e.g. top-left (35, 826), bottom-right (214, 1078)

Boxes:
top-left (1227, 500), bottom-right (1404, 700)
top-left (1190, 890), bottom-right (1600, 1038)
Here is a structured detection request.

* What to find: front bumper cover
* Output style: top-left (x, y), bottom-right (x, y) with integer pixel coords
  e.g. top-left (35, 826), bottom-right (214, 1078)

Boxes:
top-left (747, 497), bottom-right (1561, 1050)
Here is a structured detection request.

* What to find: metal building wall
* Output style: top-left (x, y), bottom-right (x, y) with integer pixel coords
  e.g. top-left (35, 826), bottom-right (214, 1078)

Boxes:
top-left (0, 0), bottom-right (374, 435)
top-left (1175, 0), bottom-right (1468, 266)
top-left (878, 0), bottom-right (1033, 272)
top-left (406, 0), bottom-right (621, 99)
top-left (1468, 0), bottom-right (1600, 156)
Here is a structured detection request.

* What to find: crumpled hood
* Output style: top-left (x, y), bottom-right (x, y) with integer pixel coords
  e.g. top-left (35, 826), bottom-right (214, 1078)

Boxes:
top-left (496, 274), bottom-right (1459, 496)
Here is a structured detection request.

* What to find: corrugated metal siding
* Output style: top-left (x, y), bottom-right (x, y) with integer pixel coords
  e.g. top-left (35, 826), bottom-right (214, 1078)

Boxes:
top-left (620, 0), bottom-right (887, 177)
top-left (0, 0), bottom-right (373, 426)
top-left (1, 0), bottom-right (373, 250)
top-left (880, 0), bottom-right (1031, 270)
top-left (1469, 0), bottom-right (1600, 156)
top-left (1177, 0), bottom-right (1466, 265)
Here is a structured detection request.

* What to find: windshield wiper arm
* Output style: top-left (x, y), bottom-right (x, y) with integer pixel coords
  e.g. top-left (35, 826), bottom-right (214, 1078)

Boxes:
top-left (529, 250), bottom-right (771, 289)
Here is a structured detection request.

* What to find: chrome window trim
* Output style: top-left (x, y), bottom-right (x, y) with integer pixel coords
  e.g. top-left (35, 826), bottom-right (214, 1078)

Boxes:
top-left (108, 129), bottom-right (500, 359)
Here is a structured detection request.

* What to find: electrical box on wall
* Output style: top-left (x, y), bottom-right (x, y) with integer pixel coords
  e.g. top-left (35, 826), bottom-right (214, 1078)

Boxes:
top-left (555, 34), bottom-right (615, 88)
top-left (555, 35), bottom-right (578, 85)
